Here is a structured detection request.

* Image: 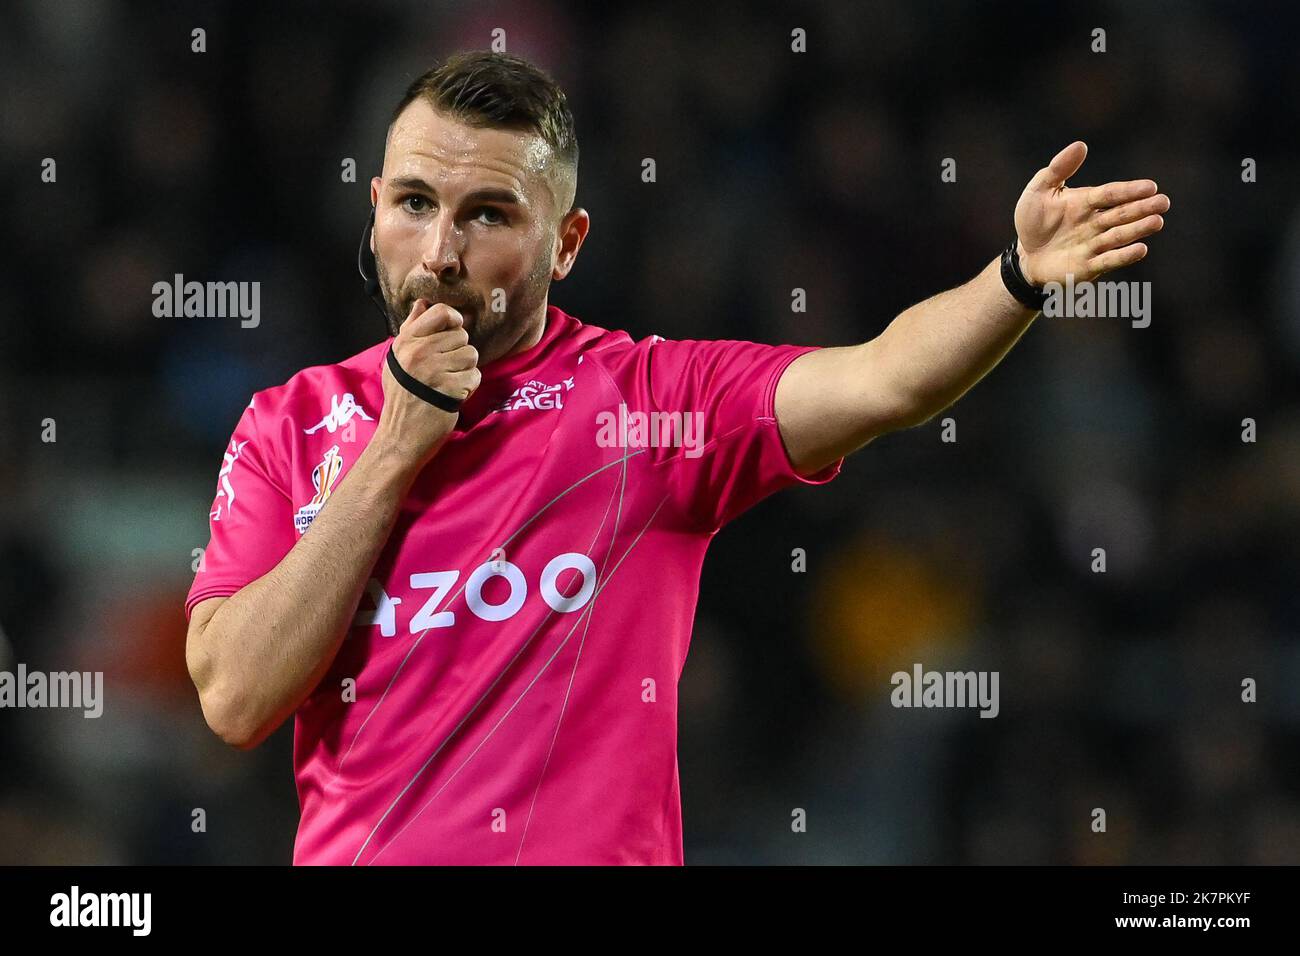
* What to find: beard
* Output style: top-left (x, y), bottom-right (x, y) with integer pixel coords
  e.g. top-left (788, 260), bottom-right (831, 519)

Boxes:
top-left (374, 244), bottom-right (553, 367)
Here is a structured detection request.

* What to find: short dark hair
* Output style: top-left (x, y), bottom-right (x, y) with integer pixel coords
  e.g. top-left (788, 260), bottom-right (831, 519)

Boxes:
top-left (390, 51), bottom-right (578, 209)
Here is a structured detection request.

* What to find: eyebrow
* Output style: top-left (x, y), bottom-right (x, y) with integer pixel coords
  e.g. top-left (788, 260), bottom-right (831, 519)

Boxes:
top-left (386, 176), bottom-right (525, 207)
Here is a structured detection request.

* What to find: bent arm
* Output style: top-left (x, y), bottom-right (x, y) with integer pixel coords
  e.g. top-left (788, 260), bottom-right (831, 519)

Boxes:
top-left (186, 439), bottom-right (422, 750)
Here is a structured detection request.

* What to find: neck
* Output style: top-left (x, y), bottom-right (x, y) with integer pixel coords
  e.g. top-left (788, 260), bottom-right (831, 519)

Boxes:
top-left (489, 303), bottom-right (549, 366)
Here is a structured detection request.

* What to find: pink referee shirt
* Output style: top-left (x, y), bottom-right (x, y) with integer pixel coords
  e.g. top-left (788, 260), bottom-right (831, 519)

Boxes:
top-left (186, 304), bottom-right (843, 865)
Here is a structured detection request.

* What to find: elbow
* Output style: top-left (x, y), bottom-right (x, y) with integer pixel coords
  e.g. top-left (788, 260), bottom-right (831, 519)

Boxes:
top-left (859, 340), bottom-right (963, 433)
top-left (894, 402), bottom-right (946, 431)
top-left (854, 351), bottom-right (940, 435)
top-left (869, 394), bottom-right (937, 435)
top-left (197, 682), bottom-right (268, 751)
top-left (214, 702), bottom-right (268, 752)
top-left (188, 645), bottom-right (267, 751)
top-left (882, 384), bottom-right (959, 432)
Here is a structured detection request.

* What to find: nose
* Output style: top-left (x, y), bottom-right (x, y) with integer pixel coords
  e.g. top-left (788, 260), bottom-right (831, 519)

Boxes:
top-left (420, 209), bottom-right (464, 279)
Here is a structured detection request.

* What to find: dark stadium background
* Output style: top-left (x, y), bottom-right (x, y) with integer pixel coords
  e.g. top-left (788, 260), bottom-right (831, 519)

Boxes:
top-left (1, 0), bottom-right (1298, 864)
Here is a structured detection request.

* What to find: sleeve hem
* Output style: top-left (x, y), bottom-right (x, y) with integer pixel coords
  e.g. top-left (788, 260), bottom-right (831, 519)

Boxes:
top-left (760, 346), bottom-right (846, 487)
top-left (185, 585), bottom-right (243, 622)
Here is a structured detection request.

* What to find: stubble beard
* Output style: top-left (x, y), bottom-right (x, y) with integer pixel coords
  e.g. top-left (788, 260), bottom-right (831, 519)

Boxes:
top-left (376, 247), bottom-right (553, 368)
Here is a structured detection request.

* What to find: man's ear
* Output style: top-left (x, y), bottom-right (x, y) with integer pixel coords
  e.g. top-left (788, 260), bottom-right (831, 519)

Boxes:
top-left (552, 207), bottom-right (590, 281)
top-left (369, 177), bottom-right (382, 253)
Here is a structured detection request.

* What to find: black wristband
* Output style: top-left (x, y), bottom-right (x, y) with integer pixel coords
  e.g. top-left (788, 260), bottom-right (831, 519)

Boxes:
top-left (1000, 237), bottom-right (1049, 312)
top-left (385, 344), bottom-right (464, 412)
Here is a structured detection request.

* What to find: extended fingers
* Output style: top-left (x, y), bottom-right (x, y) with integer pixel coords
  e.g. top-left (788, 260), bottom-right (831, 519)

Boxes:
top-left (1086, 179), bottom-right (1158, 209)
top-left (1094, 192), bottom-right (1171, 231)
top-left (1087, 242), bottom-right (1148, 275)
top-left (1092, 212), bottom-right (1166, 255)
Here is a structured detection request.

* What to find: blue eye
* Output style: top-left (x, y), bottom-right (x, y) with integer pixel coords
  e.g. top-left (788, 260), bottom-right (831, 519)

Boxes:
top-left (476, 207), bottom-right (505, 225)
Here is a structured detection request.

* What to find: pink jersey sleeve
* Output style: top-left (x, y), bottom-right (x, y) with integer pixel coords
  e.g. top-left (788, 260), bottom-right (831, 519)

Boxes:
top-left (185, 394), bottom-right (296, 621)
top-left (645, 338), bottom-right (843, 532)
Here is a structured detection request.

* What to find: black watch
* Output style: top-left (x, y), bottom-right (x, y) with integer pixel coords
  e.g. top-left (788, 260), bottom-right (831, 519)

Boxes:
top-left (1000, 237), bottom-right (1048, 312)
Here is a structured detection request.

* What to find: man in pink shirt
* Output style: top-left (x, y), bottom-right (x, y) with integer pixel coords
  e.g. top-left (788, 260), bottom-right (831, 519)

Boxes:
top-left (184, 51), bottom-right (1169, 865)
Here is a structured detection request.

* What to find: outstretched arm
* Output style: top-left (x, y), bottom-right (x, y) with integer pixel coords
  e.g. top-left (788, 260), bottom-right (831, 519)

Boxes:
top-left (775, 141), bottom-right (1171, 476)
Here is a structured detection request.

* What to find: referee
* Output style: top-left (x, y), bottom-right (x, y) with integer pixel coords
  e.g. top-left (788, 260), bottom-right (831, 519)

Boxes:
top-left (184, 50), bottom-right (1169, 865)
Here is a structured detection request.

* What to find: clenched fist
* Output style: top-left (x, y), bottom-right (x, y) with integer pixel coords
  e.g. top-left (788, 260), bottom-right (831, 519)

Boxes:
top-left (376, 299), bottom-right (482, 469)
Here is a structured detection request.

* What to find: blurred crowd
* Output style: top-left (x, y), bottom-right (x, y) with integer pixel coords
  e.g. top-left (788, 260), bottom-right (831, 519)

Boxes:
top-left (1, 0), bottom-right (1298, 863)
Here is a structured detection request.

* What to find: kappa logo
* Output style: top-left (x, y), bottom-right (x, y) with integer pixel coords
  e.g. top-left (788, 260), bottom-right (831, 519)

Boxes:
top-left (492, 377), bottom-right (576, 413)
top-left (211, 437), bottom-right (250, 522)
top-left (305, 392), bottom-right (374, 434)
top-left (294, 445), bottom-right (345, 535)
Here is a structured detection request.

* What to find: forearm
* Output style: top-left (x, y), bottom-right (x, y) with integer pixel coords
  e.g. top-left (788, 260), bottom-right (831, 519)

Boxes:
top-left (195, 437), bottom-right (422, 748)
top-left (776, 144), bottom-right (1169, 476)
top-left (871, 255), bottom-right (1038, 427)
